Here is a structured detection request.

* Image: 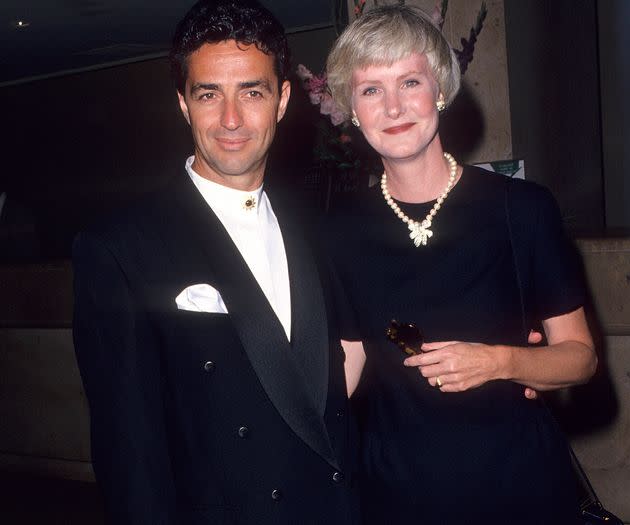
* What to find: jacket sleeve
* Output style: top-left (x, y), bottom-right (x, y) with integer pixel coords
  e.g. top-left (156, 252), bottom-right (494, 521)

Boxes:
top-left (72, 231), bottom-right (176, 524)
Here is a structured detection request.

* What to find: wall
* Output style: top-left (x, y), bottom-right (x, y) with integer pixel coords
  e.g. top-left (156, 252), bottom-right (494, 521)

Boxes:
top-left (504, 0), bottom-right (604, 234)
top-left (598, 0), bottom-right (630, 232)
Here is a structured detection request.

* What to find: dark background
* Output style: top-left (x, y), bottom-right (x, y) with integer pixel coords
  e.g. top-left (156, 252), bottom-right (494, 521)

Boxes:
top-left (1, 0), bottom-right (628, 262)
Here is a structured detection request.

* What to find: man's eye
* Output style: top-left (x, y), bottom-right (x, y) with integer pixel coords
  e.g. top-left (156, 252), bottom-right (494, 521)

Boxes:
top-left (199, 92), bottom-right (216, 100)
top-left (246, 90), bottom-right (263, 98)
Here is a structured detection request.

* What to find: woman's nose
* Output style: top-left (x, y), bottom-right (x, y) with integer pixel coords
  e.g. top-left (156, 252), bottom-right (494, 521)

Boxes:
top-left (385, 92), bottom-right (403, 119)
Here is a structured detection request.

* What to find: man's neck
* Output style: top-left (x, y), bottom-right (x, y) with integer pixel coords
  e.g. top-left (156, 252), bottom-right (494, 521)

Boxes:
top-left (191, 159), bottom-right (265, 192)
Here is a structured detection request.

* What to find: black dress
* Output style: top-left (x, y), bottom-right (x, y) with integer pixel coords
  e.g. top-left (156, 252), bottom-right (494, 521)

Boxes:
top-left (326, 166), bottom-right (583, 524)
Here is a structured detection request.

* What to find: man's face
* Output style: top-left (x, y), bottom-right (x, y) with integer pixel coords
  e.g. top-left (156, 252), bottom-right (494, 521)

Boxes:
top-left (178, 40), bottom-right (290, 190)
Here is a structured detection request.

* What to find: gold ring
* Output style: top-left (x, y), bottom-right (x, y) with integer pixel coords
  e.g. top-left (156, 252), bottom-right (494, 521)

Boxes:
top-left (436, 376), bottom-right (442, 388)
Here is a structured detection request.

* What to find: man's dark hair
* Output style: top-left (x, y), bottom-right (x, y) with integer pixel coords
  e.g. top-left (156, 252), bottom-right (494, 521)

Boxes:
top-left (170, 0), bottom-right (290, 94)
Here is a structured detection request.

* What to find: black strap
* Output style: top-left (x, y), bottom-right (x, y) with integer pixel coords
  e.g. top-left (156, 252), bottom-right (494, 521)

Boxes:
top-left (503, 179), bottom-right (529, 344)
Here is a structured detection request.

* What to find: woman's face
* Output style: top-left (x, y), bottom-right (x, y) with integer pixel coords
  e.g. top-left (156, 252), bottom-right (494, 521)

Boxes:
top-left (351, 53), bottom-right (441, 163)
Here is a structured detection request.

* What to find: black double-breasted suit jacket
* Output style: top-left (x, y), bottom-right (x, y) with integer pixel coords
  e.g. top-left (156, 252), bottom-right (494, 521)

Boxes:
top-left (72, 174), bottom-right (359, 524)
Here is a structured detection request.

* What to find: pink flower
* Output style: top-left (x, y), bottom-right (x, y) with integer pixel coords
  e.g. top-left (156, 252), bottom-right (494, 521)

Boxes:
top-left (319, 94), bottom-right (346, 126)
top-left (309, 91), bottom-right (323, 105)
top-left (297, 64), bottom-right (347, 126)
top-left (307, 73), bottom-right (328, 93)
top-left (339, 134), bottom-right (352, 144)
top-left (296, 64), bottom-right (313, 81)
top-left (319, 93), bottom-right (335, 115)
top-left (354, 0), bottom-right (366, 16)
top-left (329, 109), bottom-right (347, 126)
top-left (431, 3), bottom-right (444, 27)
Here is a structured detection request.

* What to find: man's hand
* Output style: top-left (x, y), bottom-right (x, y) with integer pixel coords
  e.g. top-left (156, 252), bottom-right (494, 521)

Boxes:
top-left (525, 330), bottom-right (542, 399)
top-left (524, 387), bottom-right (538, 399)
top-left (527, 330), bottom-right (543, 345)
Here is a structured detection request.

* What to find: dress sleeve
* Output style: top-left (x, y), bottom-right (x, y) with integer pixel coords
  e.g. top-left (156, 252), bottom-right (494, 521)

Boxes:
top-left (318, 211), bottom-right (362, 342)
top-left (328, 257), bottom-right (362, 341)
top-left (525, 184), bottom-right (586, 321)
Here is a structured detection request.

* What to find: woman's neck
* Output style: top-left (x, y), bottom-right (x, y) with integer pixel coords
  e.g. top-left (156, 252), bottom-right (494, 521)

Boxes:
top-left (382, 142), bottom-right (458, 203)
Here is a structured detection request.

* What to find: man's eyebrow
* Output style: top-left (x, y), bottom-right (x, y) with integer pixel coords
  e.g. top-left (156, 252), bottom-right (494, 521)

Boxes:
top-left (190, 83), bottom-right (219, 95)
top-left (189, 80), bottom-right (274, 95)
top-left (240, 80), bottom-right (273, 92)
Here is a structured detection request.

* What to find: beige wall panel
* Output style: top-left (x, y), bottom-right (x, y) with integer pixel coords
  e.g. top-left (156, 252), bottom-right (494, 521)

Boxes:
top-left (0, 329), bottom-right (90, 462)
top-left (571, 335), bottom-right (630, 521)
top-left (577, 238), bottom-right (630, 335)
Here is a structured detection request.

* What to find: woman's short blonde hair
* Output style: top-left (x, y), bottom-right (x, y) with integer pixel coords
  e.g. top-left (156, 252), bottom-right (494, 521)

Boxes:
top-left (326, 4), bottom-right (461, 117)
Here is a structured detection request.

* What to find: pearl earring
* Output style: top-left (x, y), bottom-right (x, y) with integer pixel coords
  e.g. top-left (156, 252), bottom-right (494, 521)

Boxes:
top-left (351, 112), bottom-right (360, 127)
top-left (436, 96), bottom-right (446, 112)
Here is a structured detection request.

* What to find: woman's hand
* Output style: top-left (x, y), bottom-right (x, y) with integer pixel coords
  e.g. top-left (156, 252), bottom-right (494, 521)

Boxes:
top-left (404, 341), bottom-right (508, 392)
top-left (403, 307), bottom-right (596, 393)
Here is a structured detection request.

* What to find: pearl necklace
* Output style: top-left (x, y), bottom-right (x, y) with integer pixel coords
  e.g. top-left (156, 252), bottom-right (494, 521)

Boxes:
top-left (381, 152), bottom-right (458, 247)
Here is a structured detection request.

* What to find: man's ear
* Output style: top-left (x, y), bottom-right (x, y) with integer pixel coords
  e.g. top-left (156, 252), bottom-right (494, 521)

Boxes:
top-left (177, 91), bottom-right (191, 125)
top-left (276, 80), bottom-right (291, 123)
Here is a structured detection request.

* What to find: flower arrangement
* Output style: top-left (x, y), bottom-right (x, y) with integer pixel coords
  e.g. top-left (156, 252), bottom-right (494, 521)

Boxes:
top-left (295, 65), bottom-right (346, 127)
top-left (295, 65), bottom-right (360, 176)
top-left (439, 1), bottom-right (488, 75)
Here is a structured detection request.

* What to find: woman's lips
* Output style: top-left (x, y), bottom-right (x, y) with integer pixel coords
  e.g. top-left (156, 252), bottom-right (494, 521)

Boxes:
top-left (383, 123), bottom-right (415, 134)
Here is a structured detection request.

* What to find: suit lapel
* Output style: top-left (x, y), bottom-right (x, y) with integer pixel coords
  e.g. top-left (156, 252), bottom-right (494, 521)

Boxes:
top-left (166, 176), bottom-right (338, 469)
top-left (270, 192), bottom-right (330, 417)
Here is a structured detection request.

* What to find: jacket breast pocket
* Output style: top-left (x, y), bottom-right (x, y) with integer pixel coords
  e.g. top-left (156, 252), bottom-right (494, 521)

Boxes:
top-left (156, 308), bottom-right (244, 374)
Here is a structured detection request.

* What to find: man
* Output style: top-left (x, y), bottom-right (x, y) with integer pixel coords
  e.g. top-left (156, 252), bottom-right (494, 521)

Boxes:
top-left (72, 1), bottom-right (358, 523)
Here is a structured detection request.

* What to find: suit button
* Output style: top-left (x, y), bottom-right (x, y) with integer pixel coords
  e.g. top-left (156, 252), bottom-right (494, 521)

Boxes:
top-left (332, 471), bottom-right (344, 483)
top-left (237, 426), bottom-right (249, 438)
top-left (271, 489), bottom-right (282, 501)
top-left (203, 361), bottom-right (215, 373)
top-left (336, 410), bottom-right (344, 419)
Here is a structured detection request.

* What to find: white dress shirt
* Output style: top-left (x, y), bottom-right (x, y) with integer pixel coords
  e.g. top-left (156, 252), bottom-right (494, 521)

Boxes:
top-left (185, 156), bottom-right (291, 340)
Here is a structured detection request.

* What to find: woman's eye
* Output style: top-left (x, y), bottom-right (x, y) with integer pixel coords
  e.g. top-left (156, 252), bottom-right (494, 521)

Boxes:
top-left (403, 79), bottom-right (420, 88)
top-left (362, 87), bottom-right (378, 96)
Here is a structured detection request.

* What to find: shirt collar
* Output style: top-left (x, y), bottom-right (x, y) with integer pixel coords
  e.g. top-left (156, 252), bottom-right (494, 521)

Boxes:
top-left (185, 156), bottom-right (264, 216)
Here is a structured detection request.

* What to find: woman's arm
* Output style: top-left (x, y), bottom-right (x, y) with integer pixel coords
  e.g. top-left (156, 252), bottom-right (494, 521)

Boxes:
top-left (405, 306), bottom-right (596, 392)
top-left (341, 339), bottom-right (366, 397)
top-left (504, 306), bottom-right (596, 390)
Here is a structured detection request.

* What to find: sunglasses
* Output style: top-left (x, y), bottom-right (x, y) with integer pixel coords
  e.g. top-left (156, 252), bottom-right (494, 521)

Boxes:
top-left (385, 319), bottom-right (423, 356)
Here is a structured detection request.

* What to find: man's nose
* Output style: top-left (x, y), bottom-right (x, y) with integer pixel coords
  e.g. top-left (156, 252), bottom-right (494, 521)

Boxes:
top-left (221, 97), bottom-right (243, 130)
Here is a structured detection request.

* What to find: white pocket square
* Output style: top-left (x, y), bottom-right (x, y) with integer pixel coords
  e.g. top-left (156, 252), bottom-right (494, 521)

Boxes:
top-left (175, 283), bottom-right (228, 314)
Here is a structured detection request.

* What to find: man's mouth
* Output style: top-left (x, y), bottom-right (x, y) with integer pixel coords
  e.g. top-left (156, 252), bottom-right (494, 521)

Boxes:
top-left (215, 137), bottom-right (250, 150)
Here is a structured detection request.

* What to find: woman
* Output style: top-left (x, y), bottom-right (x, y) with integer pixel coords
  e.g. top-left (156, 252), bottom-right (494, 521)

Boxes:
top-left (325, 5), bottom-right (597, 524)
